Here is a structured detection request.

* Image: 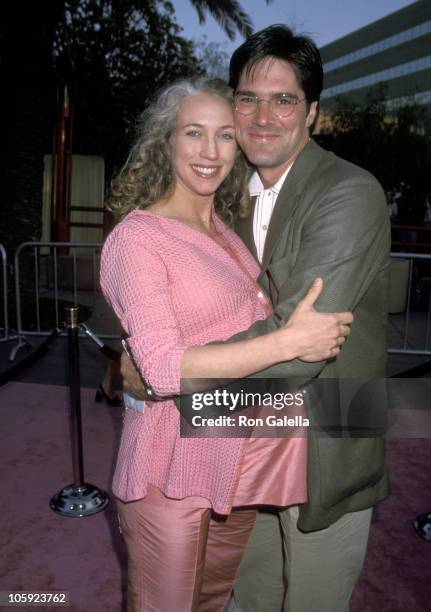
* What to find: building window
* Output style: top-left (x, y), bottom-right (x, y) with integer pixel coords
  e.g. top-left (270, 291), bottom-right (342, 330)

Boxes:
top-left (323, 20), bottom-right (431, 73)
top-left (321, 55), bottom-right (431, 99)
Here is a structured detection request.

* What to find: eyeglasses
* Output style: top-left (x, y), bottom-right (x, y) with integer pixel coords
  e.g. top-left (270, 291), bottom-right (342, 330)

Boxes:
top-left (234, 92), bottom-right (306, 118)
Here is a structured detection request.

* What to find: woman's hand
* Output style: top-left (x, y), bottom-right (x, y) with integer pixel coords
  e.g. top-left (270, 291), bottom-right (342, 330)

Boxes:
top-left (121, 352), bottom-right (153, 400)
top-left (281, 278), bottom-right (353, 362)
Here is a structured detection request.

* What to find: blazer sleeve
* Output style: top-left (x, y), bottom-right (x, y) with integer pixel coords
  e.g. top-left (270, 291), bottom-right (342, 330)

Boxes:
top-left (227, 176), bottom-right (391, 379)
top-left (100, 224), bottom-right (188, 396)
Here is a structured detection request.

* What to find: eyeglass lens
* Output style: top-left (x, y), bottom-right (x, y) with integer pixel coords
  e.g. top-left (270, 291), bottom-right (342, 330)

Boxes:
top-left (235, 94), bottom-right (301, 117)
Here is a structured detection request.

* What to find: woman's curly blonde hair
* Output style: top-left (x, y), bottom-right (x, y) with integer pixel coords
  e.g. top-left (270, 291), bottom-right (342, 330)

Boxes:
top-left (106, 77), bottom-right (251, 225)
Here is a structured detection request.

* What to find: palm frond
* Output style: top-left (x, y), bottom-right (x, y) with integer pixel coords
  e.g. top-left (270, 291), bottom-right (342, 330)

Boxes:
top-left (189, 0), bottom-right (272, 41)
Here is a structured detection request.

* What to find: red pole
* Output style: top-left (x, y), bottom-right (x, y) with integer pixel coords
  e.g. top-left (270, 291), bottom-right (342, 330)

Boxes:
top-left (52, 85), bottom-right (73, 249)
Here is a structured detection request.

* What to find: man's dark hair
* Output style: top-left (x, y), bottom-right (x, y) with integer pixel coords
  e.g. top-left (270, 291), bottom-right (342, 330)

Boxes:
top-left (229, 24), bottom-right (323, 105)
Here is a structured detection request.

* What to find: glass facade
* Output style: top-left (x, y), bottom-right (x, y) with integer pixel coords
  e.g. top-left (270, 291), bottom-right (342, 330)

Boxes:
top-left (324, 20), bottom-right (431, 73)
top-left (321, 55), bottom-right (431, 99)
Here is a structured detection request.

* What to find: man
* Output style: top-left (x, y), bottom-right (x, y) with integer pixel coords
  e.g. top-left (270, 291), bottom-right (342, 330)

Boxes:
top-left (123, 25), bottom-right (390, 612)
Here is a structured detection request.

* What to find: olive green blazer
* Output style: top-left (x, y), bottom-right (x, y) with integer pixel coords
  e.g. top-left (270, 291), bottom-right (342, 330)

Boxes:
top-left (233, 139), bottom-right (391, 531)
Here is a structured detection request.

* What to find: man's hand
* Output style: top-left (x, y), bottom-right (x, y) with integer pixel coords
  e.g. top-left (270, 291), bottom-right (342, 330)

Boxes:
top-left (284, 278), bottom-right (353, 362)
top-left (121, 351), bottom-right (153, 400)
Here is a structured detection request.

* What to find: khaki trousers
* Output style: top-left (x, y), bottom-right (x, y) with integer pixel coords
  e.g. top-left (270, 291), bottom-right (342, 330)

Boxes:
top-left (230, 505), bottom-right (372, 612)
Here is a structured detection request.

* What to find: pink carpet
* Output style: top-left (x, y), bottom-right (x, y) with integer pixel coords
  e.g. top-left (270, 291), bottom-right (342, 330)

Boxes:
top-left (0, 382), bottom-right (430, 611)
top-left (0, 382), bottom-right (126, 612)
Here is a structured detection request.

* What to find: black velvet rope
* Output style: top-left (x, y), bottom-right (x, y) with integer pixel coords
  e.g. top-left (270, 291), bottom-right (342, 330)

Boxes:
top-left (99, 344), bottom-right (121, 364)
top-left (0, 327), bottom-right (62, 386)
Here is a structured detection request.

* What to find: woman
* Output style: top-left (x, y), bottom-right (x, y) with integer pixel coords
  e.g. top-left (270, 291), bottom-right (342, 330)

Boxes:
top-left (100, 78), bottom-right (352, 611)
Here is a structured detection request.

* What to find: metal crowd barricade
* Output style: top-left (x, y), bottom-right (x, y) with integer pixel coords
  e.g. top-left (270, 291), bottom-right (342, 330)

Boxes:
top-left (10, 241), bottom-right (120, 361)
top-left (388, 252), bottom-right (431, 356)
top-left (9, 243), bottom-right (431, 361)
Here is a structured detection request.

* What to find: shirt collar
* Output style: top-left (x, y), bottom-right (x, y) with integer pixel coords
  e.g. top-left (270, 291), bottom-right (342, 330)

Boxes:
top-left (249, 164), bottom-right (292, 197)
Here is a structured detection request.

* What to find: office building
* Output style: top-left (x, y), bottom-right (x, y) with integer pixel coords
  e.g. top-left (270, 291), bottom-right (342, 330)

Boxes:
top-left (320, 0), bottom-right (431, 109)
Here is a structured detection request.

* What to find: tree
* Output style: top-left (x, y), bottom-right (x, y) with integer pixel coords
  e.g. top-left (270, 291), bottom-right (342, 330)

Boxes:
top-left (319, 89), bottom-right (431, 196)
top-left (188, 0), bottom-right (254, 40)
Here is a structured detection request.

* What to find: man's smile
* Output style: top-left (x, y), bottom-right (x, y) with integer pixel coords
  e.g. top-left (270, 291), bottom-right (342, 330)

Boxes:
top-left (247, 131), bottom-right (281, 142)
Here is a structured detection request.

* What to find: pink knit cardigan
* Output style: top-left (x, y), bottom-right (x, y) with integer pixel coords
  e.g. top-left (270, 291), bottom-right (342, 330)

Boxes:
top-left (100, 209), bottom-right (271, 514)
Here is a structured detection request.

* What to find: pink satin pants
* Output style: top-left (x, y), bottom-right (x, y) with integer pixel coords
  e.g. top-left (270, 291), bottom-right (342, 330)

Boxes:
top-left (117, 487), bottom-right (256, 612)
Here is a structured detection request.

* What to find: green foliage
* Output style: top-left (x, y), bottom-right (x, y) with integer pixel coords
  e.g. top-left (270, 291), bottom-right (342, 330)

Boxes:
top-left (320, 88), bottom-right (431, 193)
top-left (189, 0), bottom-right (254, 40)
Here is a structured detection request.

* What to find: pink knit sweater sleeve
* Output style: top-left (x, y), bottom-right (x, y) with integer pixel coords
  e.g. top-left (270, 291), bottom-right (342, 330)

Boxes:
top-left (100, 222), bottom-right (188, 396)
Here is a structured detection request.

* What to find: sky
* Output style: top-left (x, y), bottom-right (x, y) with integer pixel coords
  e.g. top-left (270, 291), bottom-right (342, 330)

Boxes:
top-left (172, 0), bottom-right (416, 53)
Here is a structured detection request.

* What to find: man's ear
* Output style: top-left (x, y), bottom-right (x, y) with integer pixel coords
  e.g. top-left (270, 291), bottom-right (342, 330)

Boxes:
top-left (305, 101), bottom-right (318, 129)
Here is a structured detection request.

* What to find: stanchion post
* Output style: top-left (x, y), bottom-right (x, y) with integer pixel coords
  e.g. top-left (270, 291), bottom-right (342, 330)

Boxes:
top-left (68, 306), bottom-right (84, 486)
top-left (50, 306), bottom-right (109, 517)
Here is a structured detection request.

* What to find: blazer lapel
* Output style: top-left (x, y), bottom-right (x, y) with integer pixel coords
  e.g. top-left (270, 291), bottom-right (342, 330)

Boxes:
top-left (235, 196), bottom-right (258, 261)
top-left (260, 139), bottom-right (327, 271)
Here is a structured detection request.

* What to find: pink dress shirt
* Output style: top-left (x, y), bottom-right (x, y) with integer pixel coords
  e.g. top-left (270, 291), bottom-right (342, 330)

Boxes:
top-left (100, 209), bottom-right (307, 514)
